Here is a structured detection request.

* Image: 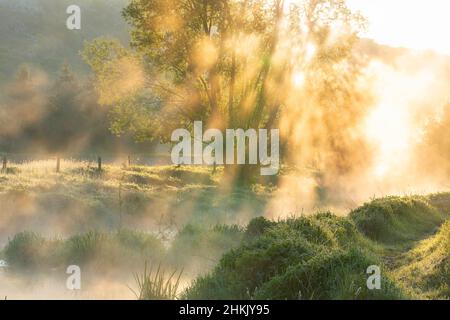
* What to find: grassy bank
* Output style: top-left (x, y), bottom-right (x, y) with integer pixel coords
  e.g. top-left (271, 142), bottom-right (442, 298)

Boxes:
top-left (183, 194), bottom-right (449, 300)
top-left (0, 161), bottom-right (270, 246)
top-left (1, 192), bottom-right (449, 299)
top-left (0, 161), bottom-right (449, 299)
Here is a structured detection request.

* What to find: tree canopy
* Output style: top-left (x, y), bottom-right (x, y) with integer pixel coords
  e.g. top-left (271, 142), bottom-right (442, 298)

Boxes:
top-left (83, 0), bottom-right (371, 175)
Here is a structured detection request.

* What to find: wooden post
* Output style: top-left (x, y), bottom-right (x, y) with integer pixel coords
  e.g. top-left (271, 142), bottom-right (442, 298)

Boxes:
top-left (1, 156), bottom-right (6, 173)
top-left (97, 156), bottom-right (102, 171)
top-left (128, 155), bottom-right (131, 167)
top-left (56, 156), bottom-right (60, 173)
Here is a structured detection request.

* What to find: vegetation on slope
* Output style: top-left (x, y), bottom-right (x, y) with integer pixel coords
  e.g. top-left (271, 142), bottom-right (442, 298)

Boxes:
top-left (2, 223), bottom-right (245, 284)
top-left (349, 196), bottom-right (445, 246)
top-left (184, 195), bottom-right (449, 300)
top-left (394, 221), bottom-right (449, 299)
top-left (0, 0), bottom-right (129, 85)
top-left (183, 213), bottom-right (404, 300)
top-left (0, 162), bottom-right (269, 248)
top-left (4, 230), bottom-right (165, 272)
top-left (1, 163), bottom-right (449, 300)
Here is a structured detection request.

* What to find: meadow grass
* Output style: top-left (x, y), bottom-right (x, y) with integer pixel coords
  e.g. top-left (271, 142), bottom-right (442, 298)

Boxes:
top-left (393, 221), bottom-right (449, 299)
top-left (0, 161), bottom-right (449, 300)
top-left (183, 195), bottom-right (449, 300)
top-left (0, 160), bottom-right (270, 235)
top-left (131, 262), bottom-right (183, 300)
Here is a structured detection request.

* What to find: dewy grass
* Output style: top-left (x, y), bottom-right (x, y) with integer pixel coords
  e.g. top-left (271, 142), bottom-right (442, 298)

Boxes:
top-left (131, 262), bottom-right (183, 300)
top-left (349, 196), bottom-right (446, 246)
top-left (3, 230), bottom-right (166, 272)
top-left (183, 196), bottom-right (450, 300)
top-left (1, 162), bottom-right (449, 300)
top-left (393, 221), bottom-right (450, 299)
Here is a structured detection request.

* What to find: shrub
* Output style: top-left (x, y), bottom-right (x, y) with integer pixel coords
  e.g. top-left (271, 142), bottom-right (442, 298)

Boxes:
top-left (184, 213), bottom-right (407, 300)
top-left (255, 248), bottom-right (404, 300)
top-left (350, 196), bottom-right (444, 245)
top-left (244, 216), bottom-right (276, 241)
top-left (4, 230), bottom-right (165, 272)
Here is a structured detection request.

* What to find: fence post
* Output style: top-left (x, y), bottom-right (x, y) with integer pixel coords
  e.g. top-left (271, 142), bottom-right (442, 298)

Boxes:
top-left (1, 156), bottom-right (6, 173)
top-left (56, 156), bottom-right (60, 173)
top-left (97, 156), bottom-right (102, 171)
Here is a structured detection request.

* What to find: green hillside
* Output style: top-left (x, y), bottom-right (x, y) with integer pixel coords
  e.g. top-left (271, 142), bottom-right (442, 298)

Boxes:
top-left (0, 0), bottom-right (129, 85)
top-left (1, 162), bottom-right (448, 299)
top-left (184, 194), bottom-right (449, 300)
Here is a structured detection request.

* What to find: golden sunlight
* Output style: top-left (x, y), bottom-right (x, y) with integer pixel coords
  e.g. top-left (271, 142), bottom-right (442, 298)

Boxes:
top-left (348, 0), bottom-right (450, 55)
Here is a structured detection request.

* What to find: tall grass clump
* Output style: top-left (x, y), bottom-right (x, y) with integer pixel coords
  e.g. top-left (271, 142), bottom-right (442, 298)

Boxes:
top-left (350, 196), bottom-right (445, 245)
top-left (131, 262), bottom-right (183, 300)
top-left (4, 232), bottom-right (62, 270)
top-left (183, 213), bottom-right (405, 300)
top-left (427, 192), bottom-right (450, 215)
top-left (394, 221), bottom-right (450, 299)
top-left (3, 230), bottom-right (165, 272)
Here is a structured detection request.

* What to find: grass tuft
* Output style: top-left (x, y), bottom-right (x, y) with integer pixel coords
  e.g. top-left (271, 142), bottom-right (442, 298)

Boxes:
top-left (131, 262), bottom-right (183, 300)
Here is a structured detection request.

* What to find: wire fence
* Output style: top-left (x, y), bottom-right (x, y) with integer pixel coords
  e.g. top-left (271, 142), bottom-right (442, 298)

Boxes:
top-left (0, 152), bottom-right (173, 173)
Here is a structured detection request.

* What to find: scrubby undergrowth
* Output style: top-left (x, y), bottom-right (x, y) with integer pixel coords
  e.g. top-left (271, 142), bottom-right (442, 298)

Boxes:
top-left (349, 196), bottom-right (445, 246)
top-left (394, 221), bottom-right (449, 299)
top-left (183, 194), bottom-right (449, 300)
top-left (1, 193), bottom-right (449, 300)
top-left (183, 212), bottom-right (404, 300)
top-left (2, 224), bottom-right (245, 282)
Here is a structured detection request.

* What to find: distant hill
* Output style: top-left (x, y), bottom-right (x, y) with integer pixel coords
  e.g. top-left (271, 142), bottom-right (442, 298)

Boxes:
top-left (1, 0), bottom-right (449, 86)
top-left (356, 38), bottom-right (450, 66)
top-left (0, 0), bottom-right (129, 84)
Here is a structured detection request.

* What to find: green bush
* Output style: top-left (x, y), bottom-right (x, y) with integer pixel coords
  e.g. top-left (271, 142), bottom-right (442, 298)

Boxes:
top-left (66, 230), bottom-right (165, 267)
top-left (350, 196), bottom-right (444, 245)
top-left (244, 216), bottom-right (276, 241)
top-left (4, 232), bottom-right (60, 270)
top-left (183, 212), bottom-right (401, 300)
top-left (255, 248), bottom-right (404, 300)
top-left (4, 230), bottom-right (165, 272)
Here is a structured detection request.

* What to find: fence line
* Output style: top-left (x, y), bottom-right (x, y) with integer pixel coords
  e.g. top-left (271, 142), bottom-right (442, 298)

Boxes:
top-left (0, 152), bottom-right (174, 173)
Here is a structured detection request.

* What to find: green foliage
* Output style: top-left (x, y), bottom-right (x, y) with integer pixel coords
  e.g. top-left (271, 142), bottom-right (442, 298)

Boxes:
top-left (4, 230), bottom-right (165, 272)
top-left (132, 262), bottom-right (183, 300)
top-left (244, 216), bottom-right (276, 241)
top-left (254, 248), bottom-right (404, 300)
top-left (0, 63), bottom-right (154, 154)
top-left (2, 188), bottom-right (449, 300)
top-left (350, 196), bottom-right (445, 245)
top-left (82, 0), bottom-right (368, 149)
top-left (427, 192), bottom-right (450, 215)
top-left (0, 0), bottom-right (129, 85)
top-left (183, 213), bottom-right (399, 300)
top-left (184, 196), bottom-right (450, 300)
top-left (394, 221), bottom-right (450, 299)
top-left (4, 232), bottom-right (60, 270)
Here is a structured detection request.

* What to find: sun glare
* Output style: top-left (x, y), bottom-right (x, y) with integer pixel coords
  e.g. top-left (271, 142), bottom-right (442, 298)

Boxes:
top-left (365, 102), bottom-right (411, 178)
top-left (347, 0), bottom-right (450, 55)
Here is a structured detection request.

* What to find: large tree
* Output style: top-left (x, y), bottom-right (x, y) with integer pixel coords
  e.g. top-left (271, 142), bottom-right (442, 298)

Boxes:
top-left (83, 0), bottom-right (370, 178)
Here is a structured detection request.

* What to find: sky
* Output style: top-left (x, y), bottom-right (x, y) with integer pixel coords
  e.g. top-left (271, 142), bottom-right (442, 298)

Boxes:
top-left (347, 0), bottom-right (450, 55)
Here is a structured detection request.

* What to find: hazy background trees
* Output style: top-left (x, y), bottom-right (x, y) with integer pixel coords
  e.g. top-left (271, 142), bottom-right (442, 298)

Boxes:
top-left (0, 0), bottom-right (449, 186)
top-left (81, 0), bottom-right (372, 183)
top-left (0, 63), bottom-right (155, 155)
